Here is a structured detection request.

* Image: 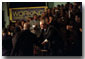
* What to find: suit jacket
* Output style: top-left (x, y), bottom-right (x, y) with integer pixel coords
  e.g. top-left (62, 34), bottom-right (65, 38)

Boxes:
top-left (39, 25), bottom-right (64, 55)
top-left (39, 25), bottom-right (64, 49)
top-left (11, 29), bottom-right (37, 56)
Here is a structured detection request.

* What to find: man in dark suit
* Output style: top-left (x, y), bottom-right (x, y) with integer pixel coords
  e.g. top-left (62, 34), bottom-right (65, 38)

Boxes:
top-left (2, 29), bottom-right (13, 56)
top-left (39, 19), bottom-right (64, 56)
top-left (11, 22), bottom-right (38, 56)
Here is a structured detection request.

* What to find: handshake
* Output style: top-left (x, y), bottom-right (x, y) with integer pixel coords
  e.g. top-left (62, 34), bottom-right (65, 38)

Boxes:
top-left (41, 39), bottom-right (48, 45)
top-left (66, 25), bottom-right (73, 31)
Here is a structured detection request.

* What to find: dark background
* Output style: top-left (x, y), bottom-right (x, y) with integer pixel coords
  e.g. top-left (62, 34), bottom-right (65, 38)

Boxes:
top-left (9, 2), bottom-right (46, 8)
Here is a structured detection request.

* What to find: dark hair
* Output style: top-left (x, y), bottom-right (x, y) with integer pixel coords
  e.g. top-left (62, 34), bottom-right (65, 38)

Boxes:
top-left (33, 14), bottom-right (37, 16)
top-left (14, 26), bottom-right (21, 33)
top-left (3, 28), bottom-right (8, 33)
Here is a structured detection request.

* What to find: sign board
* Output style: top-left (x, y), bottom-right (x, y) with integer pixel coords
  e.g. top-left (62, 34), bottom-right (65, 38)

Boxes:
top-left (9, 6), bottom-right (48, 22)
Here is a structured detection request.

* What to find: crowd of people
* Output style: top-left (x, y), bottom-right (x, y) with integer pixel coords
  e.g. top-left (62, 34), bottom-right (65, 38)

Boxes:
top-left (2, 2), bottom-right (82, 56)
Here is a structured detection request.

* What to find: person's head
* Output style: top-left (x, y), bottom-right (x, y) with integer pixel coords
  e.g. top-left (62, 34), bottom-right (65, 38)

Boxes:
top-left (2, 28), bottom-right (8, 36)
top-left (57, 5), bottom-right (60, 10)
top-left (45, 17), bottom-right (49, 24)
top-left (57, 17), bottom-right (62, 23)
top-left (73, 2), bottom-right (77, 6)
top-left (66, 2), bottom-right (70, 6)
top-left (60, 9), bottom-right (64, 17)
top-left (75, 15), bottom-right (80, 23)
top-left (8, 31), bottom-right (11, 36)
top-left (40, 19), bottom-right (47, 29)
top-left (21, 20), bottom-right (25, 26)
top-left (47, 8), bottom-right (51, 14)
top-left (23, 22), bottom-right (30, 30)
top-left (14, 26), bottom-right (21, 33)
top-left (41, 12), bottom-right (46, 18)
top-left (27, 17), bottom-right (31, 21)
top-left (15, 20), bottom-right (20, 26)
top-left (73, 2), bottom-right (79, 9)
top-left (51, 8), bottom-right (55, 15)
top-left (55, 7), bottom-right (58, 12)
top-left (69, 3), bottom-right (73, 11)
top-left (60, 4), bottom-right (64, 10)
top-left (49, 16), bottom-right (53, 23)
top-left (33, 14), bottom-right (37, 20)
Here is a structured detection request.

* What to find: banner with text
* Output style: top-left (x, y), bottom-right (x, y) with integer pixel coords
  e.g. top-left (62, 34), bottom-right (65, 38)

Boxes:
top-left (9, 6), bottom-right (48, 22)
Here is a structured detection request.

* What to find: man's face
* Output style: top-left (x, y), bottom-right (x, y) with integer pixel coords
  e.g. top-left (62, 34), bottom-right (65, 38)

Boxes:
top-left (75, 16), bottom-right (80, 23)
top-left (49, 16), bottom-right (53, 23)
top-left (23, 23), bottom-right (30, 30)
top-left (40, 21), bottom-right (44, 29)
top-left (73, 2), bottom-right (77, 6)
top-left (45, 18), bottom-right (49, 23)
top-left (49, 16), bottom-right (53, 20)
top-left (33, 15), bottom-right (37, 20)
top-left (42, 12), bottom-right (45, 17)
top-left (23, 23), bottom-right (27, 30)
top-left (48, 9), bottom-right (50, 13)
top-left (21, 21), bottom-right (24, 26)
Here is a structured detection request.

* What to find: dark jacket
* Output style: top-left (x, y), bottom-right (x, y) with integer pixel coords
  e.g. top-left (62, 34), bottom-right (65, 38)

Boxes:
top-left (11, 29), bottom-right (37, 56)
top-left (39, 25), bottom-right (64, 55)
